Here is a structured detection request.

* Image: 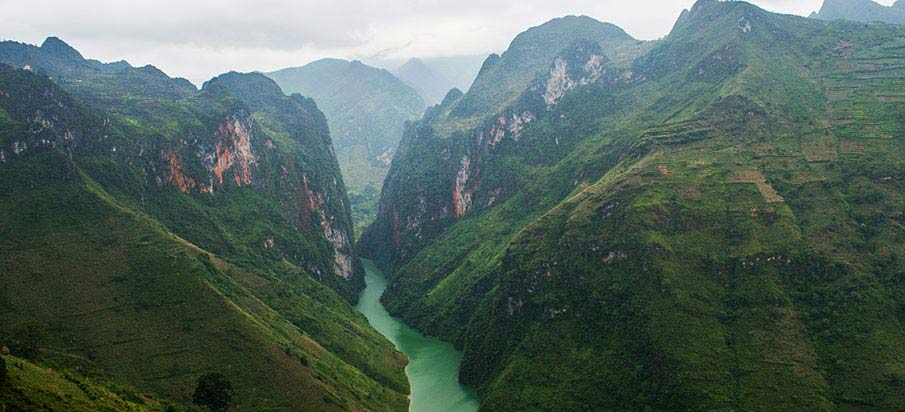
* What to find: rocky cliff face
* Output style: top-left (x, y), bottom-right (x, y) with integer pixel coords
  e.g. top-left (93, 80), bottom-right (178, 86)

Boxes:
top-left (0, 49), bottom-right (363, 295)
top-left (360, 25), bottom-right (644, 269)
top-left (362, 1), bottom-right (905, 410)
top-left (266, 59), bottom-right (427, 237)
top-left (0, 62), bottom-right (407, 411)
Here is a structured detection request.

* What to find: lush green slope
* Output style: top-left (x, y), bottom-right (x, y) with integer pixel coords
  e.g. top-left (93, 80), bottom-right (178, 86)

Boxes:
top-left (447, 15), bottom-right (650, 122)
top-left (267, 59), bottom-right (426, 234)
top-left (0, 44), bottom-right (408, 411)
top-left (0, 38), bottom-right (363, 298)
top-left (0, 355), bottom-right (178, 412)
top-left (811, 0), bottom-right (905, 24)
top-left (362, 1), bottom-right (905, 410)
top-left (360, 13), bottom-right (652, 272)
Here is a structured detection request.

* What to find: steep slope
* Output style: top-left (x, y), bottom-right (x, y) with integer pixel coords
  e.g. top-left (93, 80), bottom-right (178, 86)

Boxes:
top-left (267, 59), bottom-right (426, 233)
top-left (361, 14), bottom-right (651, 271)
top-left (362, 1), bottom-right (905, 410)
top-left (0, 38), bottom-right (362, 298)
top-left (447, 15), bottom-right (649, 122)
top-left (0, 52), bottom-right (408, 411)
top-left (0, 355), bottom-right (171, 412)
top-left (395, 58), bottom-right (456, 104)
top-left (811, 0), bottom-right (905, 24)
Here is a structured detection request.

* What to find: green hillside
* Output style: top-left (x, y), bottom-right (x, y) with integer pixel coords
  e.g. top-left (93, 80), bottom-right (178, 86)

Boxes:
top-left (361, 1), bottom-right (905, 410)
top-left (0, 40), bottom-right (408, 411)
top-left (267, 59), bottom-right (426, 235)
top-left (0, 354), bottom-right (176, 412)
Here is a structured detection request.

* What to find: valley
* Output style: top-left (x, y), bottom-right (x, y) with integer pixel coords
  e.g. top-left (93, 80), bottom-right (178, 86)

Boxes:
top-left (356, 260), bottom-right (479, 412)
top-left (3, 0), bottom-right (905, 411)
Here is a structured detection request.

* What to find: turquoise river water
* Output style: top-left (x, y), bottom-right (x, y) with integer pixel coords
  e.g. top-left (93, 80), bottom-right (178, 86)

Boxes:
top-left (356, 259), bottom-right (479, 412)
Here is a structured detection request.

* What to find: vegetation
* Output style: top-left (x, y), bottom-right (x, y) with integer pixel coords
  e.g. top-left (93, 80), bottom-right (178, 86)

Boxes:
top-left (0, 38), bottom-right (408, 411)
top-left (0, 355), bottom-right (178, 412)
top-left (192, 373), bottom-right (234, 412)
top-left (266, 59), bottom-right (426, 230)
top-left (362, 1), bottom-right (905, 410)
top-left (6, 320), bottom-right (49, 359)
top-left (0, 356), bottom-right (7, 387)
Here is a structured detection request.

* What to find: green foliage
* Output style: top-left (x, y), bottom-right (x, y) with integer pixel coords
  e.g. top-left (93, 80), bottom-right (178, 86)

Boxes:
top-left (192, 373), bottom-right (234, 412)
top-left (266, 59), bottom-right (426, 231)
top-left (0, 43), bottom-right (406, 411)
top-left (5, 320), bottom-right (48, 359)
top-left (363, 1), bottom-right (905, 411)
top-left (0, 355), bottom-right (175, 412)
top-left (0, 356), bottom-right (7, 387)
top-left (267, 59), bottom-right (424, 155)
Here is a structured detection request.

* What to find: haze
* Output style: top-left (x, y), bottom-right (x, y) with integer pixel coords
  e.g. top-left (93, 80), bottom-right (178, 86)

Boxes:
top-left (0, 0), bottom-right (896, 84)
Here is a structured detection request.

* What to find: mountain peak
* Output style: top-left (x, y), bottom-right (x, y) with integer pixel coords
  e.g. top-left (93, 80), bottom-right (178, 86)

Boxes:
top-left (811, 0), bottom-right (905, 24)
top-left (40, 36), bottom-right (84, 61)
top-left (395, 58), bottom-right (453, 104)
top-left (203, 71), bottom-right (285, 103)
top-left (447, 14), bottom-right (640, 119)
top-left (507, 15), bottom-right (633, 54)
top-left (399, 57), bottom-right (428, 70)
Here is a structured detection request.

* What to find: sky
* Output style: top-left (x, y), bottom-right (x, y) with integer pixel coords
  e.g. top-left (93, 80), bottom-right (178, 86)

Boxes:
top-left (0, 0), bottom-right (896, 84)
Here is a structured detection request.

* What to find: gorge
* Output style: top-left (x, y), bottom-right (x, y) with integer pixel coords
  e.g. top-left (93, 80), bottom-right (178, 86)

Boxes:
top-left (3, 0), bottom-right (905, 411)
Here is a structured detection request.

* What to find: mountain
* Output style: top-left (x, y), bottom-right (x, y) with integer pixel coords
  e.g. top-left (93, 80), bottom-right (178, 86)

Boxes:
top-left (395, 57), bottom-right (455, 104)
top-left (361, 14), bottom-right (651, 267)
top-left (1, 355), bottom-right (172, 411)
top-left (416, 55), bottom-right (487, 93)
top-left (266, 59), bottom-right (426, 234)
top-left (810, 0), bottom-right (905, 24)
top-left (361, 1), bottom-right (905, 410)
top-left (0, 39), bottom-right (409, 411)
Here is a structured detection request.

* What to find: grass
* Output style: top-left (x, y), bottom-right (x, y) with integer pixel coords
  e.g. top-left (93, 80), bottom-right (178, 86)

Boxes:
top-left (0, 63), bottom-right (407, 410)
top-left (0, 149), bottom-right (408, 411)
top-left (361, 2), bottom-right (905, 410)
top-left (0, 355), bottom-right (174, 412)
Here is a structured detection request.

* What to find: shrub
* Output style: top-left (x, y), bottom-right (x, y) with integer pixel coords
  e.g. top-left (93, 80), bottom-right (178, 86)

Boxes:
top-left (192, 372), bottom-right (234, 412)
top-left (8, 320), bottom-right (49, 358)
top-left (0, 355), bottom-right (6, 387)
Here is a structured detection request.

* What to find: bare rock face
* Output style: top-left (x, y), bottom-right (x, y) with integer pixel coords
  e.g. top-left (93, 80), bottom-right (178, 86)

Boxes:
top-left (159, 114), bottom-right (258, 194)
top-left (212, 115), bottom-right (256, 187)
top-left (0, 64), bottom-right (362, 299)
top-left (360, 19), bottom-right (644, 269)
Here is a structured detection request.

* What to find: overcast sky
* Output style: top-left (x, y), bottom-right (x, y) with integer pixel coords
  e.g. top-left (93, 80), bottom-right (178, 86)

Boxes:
top-left (0, 0), bottom-right (896, 84)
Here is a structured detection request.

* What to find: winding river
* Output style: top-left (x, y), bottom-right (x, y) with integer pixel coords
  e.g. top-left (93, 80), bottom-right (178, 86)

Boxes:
top-left (356, 259), bottom-right (480, 412)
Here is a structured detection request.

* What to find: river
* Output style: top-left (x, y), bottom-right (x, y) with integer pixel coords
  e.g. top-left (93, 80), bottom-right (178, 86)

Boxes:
top-left (356, 259), bottom-right (480, 412)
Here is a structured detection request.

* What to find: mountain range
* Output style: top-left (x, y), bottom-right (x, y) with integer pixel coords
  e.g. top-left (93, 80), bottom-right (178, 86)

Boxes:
top-left (811, 0), bottom-right (905, 24)
top-left (266, 59), bottom-right (426, 234)
top-left (5, 0), bottom-right (905, 410)
top-left (394, 58), bottom-right (455, 105)
top-left (0, 38), bottom-right (408, 411)
top-left (361, 1), bottom-right (905, 410)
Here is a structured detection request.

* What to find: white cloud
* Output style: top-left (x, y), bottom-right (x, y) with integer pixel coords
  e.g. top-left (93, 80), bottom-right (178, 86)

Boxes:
top-left (0, 0), bottom-right (895, 83)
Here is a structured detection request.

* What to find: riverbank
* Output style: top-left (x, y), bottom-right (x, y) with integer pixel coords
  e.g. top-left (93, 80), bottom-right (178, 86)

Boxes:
top-left (356, 259), bottom-right (479, 412)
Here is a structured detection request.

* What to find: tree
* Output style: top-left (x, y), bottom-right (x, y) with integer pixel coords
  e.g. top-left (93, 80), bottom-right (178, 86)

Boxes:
top-left (9, 319), bottom-right (49, 358)
top-left (192, 372), bottom-right (234, 411)
top-left (0, 355), bottom-right (7, 387)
